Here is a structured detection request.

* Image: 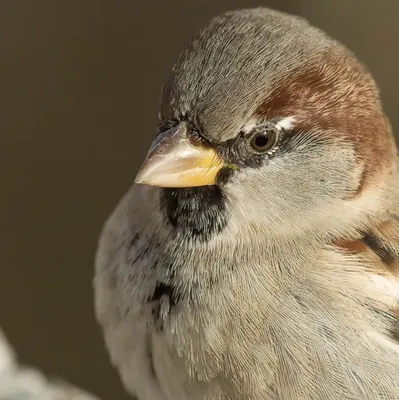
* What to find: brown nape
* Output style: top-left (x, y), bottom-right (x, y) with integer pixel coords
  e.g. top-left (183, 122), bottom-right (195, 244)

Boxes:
top-left (255, 46), bottom-right (397, 196)
top-left (334, 215), bottom-right (399, 276)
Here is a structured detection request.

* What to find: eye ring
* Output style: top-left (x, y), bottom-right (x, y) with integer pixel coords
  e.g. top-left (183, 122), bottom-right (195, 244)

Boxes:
top-left (249, 127), bottom-right (279, 153)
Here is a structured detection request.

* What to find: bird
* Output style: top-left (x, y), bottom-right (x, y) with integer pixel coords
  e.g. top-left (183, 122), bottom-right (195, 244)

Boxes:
top-left (93, 7), bottom-right (399, 400)
top-left (0, 329), bottom-right (100, 400)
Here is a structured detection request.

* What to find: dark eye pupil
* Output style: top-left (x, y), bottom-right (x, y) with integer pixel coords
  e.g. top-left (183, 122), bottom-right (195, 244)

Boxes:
top-left (250, 130), bottom-right (277, 152)
top-left (249, 124), bottom-right (280, 153)
top-left (254, 134), bottom-right (269, 148)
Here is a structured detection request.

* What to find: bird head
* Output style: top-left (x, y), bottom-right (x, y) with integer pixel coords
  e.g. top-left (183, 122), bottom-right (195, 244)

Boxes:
top-left (134, 8), bottom-right (397, 244)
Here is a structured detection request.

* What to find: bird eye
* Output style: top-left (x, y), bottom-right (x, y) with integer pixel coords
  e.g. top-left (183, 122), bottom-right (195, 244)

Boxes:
top-left (250, 129), bottom-right (279, 153)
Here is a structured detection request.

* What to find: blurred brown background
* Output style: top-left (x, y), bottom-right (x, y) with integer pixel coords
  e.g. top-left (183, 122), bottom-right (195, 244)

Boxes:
top-left (1, 0), bottom-right (398, 399)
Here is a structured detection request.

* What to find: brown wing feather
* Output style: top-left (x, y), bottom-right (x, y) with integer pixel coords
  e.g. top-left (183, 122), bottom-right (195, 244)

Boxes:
top-left (367, 215), bottom-right (399, 274)
top-left (335, 214), bottom-right (399, 275)
top-left (334, 214), bottom-right (399, 340)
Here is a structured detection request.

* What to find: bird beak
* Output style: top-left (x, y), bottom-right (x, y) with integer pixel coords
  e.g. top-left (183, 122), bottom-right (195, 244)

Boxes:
top-left (134, 122), bottom-right (224, 188)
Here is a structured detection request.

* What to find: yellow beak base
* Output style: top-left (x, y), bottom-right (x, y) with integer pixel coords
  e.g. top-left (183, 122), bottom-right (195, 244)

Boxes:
top-left (134, 123), bottom-right (224, 188)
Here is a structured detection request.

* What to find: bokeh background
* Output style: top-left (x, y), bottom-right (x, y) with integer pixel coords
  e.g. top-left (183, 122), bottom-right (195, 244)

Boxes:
top-left (1, 0), bottom-right (398, 399)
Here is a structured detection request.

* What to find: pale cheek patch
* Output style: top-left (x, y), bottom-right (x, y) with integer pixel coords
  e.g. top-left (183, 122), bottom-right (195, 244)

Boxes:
top-left (276, 116), bottom-right (296, 131)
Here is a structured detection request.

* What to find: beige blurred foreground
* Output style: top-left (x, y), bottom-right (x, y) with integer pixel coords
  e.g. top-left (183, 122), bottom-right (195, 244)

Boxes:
top-left (0, 329), bottom-right (100, 400)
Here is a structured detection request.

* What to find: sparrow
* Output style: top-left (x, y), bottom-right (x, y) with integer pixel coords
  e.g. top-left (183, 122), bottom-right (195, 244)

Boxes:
top-left (94, 7), bottom-right (399, 400)
top-left (0, 329), bottom-right (100, 400)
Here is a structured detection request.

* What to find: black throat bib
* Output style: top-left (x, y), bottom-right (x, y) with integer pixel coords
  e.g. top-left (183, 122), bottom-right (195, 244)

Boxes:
top-left (160, 186), bottom-right (227, 242)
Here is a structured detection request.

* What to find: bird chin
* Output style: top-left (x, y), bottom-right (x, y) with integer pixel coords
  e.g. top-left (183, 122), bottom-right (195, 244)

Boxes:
top-left (159, 185), bottom-right (228, 242)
